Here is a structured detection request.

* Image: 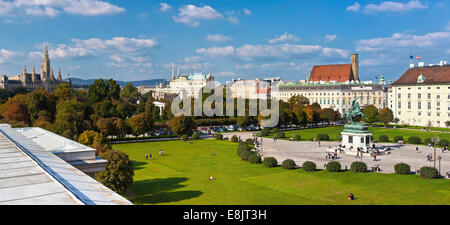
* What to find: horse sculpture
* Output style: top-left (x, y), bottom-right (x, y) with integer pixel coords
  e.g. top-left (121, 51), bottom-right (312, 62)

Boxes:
top-left (343, 97), bottom-right (368, 123)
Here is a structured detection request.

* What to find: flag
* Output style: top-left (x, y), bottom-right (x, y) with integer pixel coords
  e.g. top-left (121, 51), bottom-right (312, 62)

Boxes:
top-left (416, 56), bottom-right (421, 60)
top-left (410, 55), bottom-right (414, 59)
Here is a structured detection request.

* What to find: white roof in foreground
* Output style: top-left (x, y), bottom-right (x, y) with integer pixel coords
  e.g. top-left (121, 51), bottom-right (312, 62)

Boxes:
top-left (0, 124), bottom-right (132, 205)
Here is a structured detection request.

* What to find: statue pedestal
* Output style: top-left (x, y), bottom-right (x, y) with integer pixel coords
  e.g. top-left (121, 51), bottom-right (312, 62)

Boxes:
top-left (340, 123), bottom-right (373, 154)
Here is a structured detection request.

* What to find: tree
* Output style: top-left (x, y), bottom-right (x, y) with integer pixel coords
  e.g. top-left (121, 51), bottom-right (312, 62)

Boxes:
top-left (168, 115), bottom-right (196, 135)
top-left (288, 95), bottom-right (309, 109)
top-left (54, 83), bottom-right (75, 100)
top-left (78, 130), bottom-right (110, 155)
top-left (95, 149), bottom-right (134, 193)
top-left (377, 108), bottom-right (394, 127)
top-left (127, 112), bottom-right (153, 137)
top-left (362, 105), bottom-right (379, 125)
top-left (321, 108), bottom-right (337, 124)
top-left (55, 99), bottom-right (86, 138)
top-left (112, 118), bottom-right (127, 138)
top-left (1, 102), bottom-right (30, 125)
top-left (96, 117), bottom-right (114, 137)
top-left (445, 121), bottom-right (450, 127)
top-left (88, 79), bottom-right (121, 103)
top-left (120, 83), bottom-right (140, 100)
top-left (303, 105), bottom-right (320, 125)
top-left (294, 108), bottom-right (307, 126)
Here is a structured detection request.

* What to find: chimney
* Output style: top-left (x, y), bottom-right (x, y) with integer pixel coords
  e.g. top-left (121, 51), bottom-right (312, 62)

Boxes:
top-left (351, 53), bottom-right (359, 82)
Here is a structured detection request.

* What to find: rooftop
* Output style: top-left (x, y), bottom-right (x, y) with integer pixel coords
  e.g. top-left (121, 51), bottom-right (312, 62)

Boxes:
top-left (0, 124), bottom-right (132, 205)
top-left (309, 64), bottom-right (354, 82)
top-left (392, 65), bottom-right (450, 85)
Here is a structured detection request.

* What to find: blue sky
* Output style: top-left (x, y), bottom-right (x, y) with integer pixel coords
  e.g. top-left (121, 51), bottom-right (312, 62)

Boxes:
top-left (0, 0), bottom-right (448, 83)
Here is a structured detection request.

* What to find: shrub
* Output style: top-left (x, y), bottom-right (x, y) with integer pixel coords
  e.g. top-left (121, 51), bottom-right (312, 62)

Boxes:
top-left (302, 161), bottom-right (316, 172)
top-left (276, 132), bottom-right (285, 138)
top-left (394, 163), bottom-right (411, 175)
top-left (238, 142), bottom-right (250, 151)
top-left (271, 128), bottom-right (279, 134)
top-left (378, 135), bottom-right (389, 142)
top-left (317, 133), bottom-right (329, 141)
top-left (191, 133), bottom-right (199, 140)
top-left (260, 128), bottom-right (271, 136)
top-left (180, 134), bottom-right (188, 142)
top-left (439, 139), bottom-right (449, 147)
top-left (326, 161), bottom-right (341, 172)
top-left (230, 135), bottom-right (239, 142)
top-left (245, 138), bottom-right (255, 145)
top-left (248, 153), bottom-right (262, 164)
top-left (293, 134), bottom-right (301, 141)
top-left (215, 133), bottom-right (223, 140)
top-left (408, 136), bottom-right (421, 144)
top-left (239, 150), bottom-right (252, 161)
top-left (419, 166), bottom-right (439, 179)
top-left (350, 161), bottom-right (367, 173)
top-left (282, 159), bottom-right (296, 169)
top-left (424, 138), bottom-right (432, 145)
top-left (263, 157), bottom-right (278, 167)
top-left (394, 136), bottom-right (404, 142)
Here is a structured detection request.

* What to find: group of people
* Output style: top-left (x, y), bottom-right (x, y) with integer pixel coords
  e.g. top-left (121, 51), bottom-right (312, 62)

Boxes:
top-left (326, 152), bottom-right (338, 160)
top-left (145, 150), bottom-right (165, 160)
top-left (426, 154), bottom-right (433, 162)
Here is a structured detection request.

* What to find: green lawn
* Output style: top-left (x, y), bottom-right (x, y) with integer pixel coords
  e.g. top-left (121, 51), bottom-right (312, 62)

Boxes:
top-left (114, 139), bottom-right (450, 205)
top-left (267, 126), bottom-right (450, 144)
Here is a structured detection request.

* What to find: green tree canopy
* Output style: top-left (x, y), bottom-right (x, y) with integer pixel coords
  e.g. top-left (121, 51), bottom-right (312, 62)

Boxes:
top-left (362, 104), bottom-right (379, 125)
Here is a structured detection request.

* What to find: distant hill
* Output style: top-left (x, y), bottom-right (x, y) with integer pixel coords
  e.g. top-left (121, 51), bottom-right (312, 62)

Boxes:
top-left (68, 78), bottom-right (166, 87)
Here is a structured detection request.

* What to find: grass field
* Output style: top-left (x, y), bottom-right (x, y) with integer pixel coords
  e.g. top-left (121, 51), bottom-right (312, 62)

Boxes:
top-left (266, 126), bottom-right (450, 144)
top-left (114, 139), bottom-right (450, 205)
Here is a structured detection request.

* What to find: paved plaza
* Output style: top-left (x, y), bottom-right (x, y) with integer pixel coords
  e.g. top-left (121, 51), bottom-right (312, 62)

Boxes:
top-left (222, 132), bottom-right (450, 176)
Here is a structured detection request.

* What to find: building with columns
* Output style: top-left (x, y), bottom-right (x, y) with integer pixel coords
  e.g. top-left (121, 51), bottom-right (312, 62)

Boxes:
top-left (0, 45), bottom-right (66, 92)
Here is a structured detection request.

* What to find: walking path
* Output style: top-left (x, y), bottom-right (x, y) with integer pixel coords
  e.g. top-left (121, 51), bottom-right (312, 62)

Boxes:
top-left (222, 132), bottom-right (450, 177)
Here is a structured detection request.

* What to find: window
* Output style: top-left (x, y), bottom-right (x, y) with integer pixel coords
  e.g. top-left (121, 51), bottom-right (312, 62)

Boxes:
top-left (437, 113), bottom-right (440, 117)
top-left (418, 112), bottom-right (421, 116)
top-left (408, 102), bottom-right (411, 110)
top-left (437, 102), bottom-right (440, 111)
top-left (408, 93), bottom-right (411, 99)
top-left (349, 136), bottom-right (353, 143)
top-left (418, 93), bottom-right (421, 99)
top-left (428, 93), bottom-right (431, 99)
top-left (428, 102), bottom-right (432, 110)
top-left (418, 102), bottom-right (421, 110)
top-left (361, 137), bottom-right (365, 143)
top-left (437, 94), bottom-right (440, 99)
top-left (398, 93), bottom-right (401, 99)
top-left (398, 102), bottom-right (401, 109)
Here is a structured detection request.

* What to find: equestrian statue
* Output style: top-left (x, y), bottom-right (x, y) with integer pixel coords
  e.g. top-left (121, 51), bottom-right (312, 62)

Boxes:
top-left (343, 97), bottom-right (368, 123)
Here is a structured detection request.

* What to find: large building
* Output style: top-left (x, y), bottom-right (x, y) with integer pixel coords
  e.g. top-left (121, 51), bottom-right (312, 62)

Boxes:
top-left (0, 124), bottom-right (131, 205)
top-left (308, 53), bottom-right (360, 82)
top-left (155, 65), bottom-right (214, 99)
top-left (391, 62), bottom-right (449, 127)
top-left (277, 81), bottom-right (387, 114)
top-left (0, 45), bottom-right (66, 92)
top-left (228, 77), bottom-right (282, 100)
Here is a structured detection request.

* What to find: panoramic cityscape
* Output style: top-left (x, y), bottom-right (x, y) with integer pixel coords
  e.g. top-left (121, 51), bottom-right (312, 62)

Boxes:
top-left (0, 0), bottom-right (449, 220)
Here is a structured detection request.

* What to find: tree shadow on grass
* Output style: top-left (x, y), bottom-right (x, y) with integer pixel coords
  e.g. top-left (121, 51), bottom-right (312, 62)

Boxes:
top-left (133, 177), bottom-right (203, 204)
top-left (132, 161), bottom-right (148, 170)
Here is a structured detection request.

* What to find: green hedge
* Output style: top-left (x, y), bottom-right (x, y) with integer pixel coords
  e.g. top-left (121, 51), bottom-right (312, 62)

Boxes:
top-left (282, 159), bottom-right (296, 169)
top-left (191, 133), bottom-right (199, 140)
top-left (215, 133), bottom-right (223, 140)
top-left (180, 135), bottom-right (188, 142)
top-left (439, 139), bottom-right (449, 147)
top-left (419, 166), bottom-right (439, 179)
top-left (350, 161), bottom-right (367, 173)
top-left (263, 157), bottom-right (278, 167)
top-left (293, 135), bottom-right (301, 141)
top-left (276, 132), bottom-right (285, 138)
top-left (239, 150), bottom-right (252, 161)
top-left (317, 133), bottom-right (330, 141)
top-left (326, 161), bottom-right (341, 172)
top-left (408, 136), bottom-right (421, 144)
top-left (424, 138), bottom-right (433, 145)
top-left (261, 128), bottom-right (271, 137)
top-left (245, 138), bottom-right (255, 145)
top-left (394, 163), bottom-right (411, 175)
top-left (249, 153), bottom-right (262, 164)
top-left (230, 135), bottom-right (239, 142)
top-left (394, 136), bottom-right (404, 142)
top-left (378, 135), bottom-right (389, 142)
top-left (302, 161), bottom-right (316, 172)
top-left (271, 128), bottom-right (279, 134)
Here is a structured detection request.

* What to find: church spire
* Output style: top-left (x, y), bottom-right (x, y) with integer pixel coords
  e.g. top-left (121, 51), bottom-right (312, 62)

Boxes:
top-left (41, 44), bottom-right (51, 83)
top-left (177, 66), bottom-right (180, 78)
top-left (57, 67), bottom-right (62, 82)
top-left (171, 65), bottom-right (175, 80)
top-left (32, 66), bottom-right (36, 83)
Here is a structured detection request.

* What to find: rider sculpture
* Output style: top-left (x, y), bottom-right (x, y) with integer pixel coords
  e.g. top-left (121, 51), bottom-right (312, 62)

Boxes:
top-left (343, 97), bottom-right (368, 123)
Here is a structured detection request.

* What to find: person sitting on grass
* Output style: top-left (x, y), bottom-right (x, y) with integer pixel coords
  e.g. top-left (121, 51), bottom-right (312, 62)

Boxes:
top-left (209, 176), bottom-right (215, 181)
top-left (348, 193), bottom-right (355, 200)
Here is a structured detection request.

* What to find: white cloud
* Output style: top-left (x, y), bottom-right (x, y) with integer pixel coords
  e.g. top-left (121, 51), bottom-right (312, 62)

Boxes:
top-left (235, 64), bottom-right (255, 70)
top-left (215, 71), bottom-right (236, 77)
top-left (446, 21), bottom-right (450, 31)
top-left (243, 8), bottom-right (251, 15)
top-left (356, 31), bottom-right (450, 52)
top-left (364, 0), bottom-right (427, 14)
top-left (325, 34), bottom-right (337, 42)
top-left (205, 34), bottom-right (233, 42)
top-left (268, 32), bottom-right (300, 44)
top-left (196, 46), bottom-right (235, 57)
top-left (173, 4), bottom-right (223, 27)
top-left (0, 0), bottom-right (125, 17)
top-left (0, 49), bottom-right (19, 64)
top-left (71, 37), bottom-right (158, 52)
top-left (227, 15), bottom-right (239, 25)
top-left (184, 56), bottom-right (203, 63)
top-left (159, 2), bottom-right (171, 12)
top-left (346, 2), bottom-right (361, 12)
top-left (180, 62), bottom-right (212, 71)
top-left (50, 44), bottom-right (95, 59)
top-left (197, 43), bottom-right (349, 61)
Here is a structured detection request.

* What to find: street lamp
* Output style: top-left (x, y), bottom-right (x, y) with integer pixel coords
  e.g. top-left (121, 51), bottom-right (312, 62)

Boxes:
top-left (432, 136), bottom-right (440, 168)
top-left (438, 156), bottom-right (442, 177)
